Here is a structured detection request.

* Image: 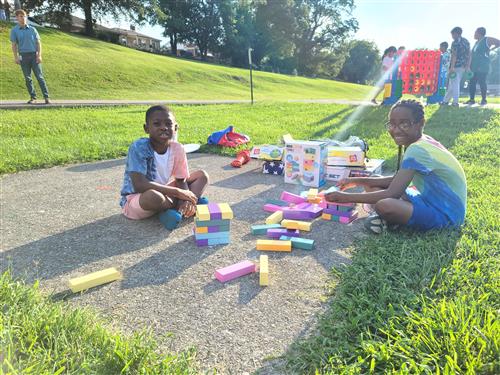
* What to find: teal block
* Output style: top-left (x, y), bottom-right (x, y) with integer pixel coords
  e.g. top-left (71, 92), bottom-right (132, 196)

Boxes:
top-left (208, 237), bottom-right (230, 246)
top-left (279, 235), bottom-right (314, 250)
top-left (266, 199), bottom-right (289, 207)
top-left (327, 204), bottom-right (352, 212)
top-left (194, 231), bottom-right (230, 240)
top-left (195, 219), bottom-right (231, 227)
top-left (251, 223), bottom-right (282, 235)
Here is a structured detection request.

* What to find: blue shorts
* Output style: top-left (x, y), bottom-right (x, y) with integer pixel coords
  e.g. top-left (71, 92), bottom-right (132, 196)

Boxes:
top-left (405, 189), bottom-right (453, 231)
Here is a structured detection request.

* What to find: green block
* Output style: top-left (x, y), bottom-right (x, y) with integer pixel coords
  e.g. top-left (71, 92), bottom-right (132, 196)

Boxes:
top-left (195, 219), bottom-right (231, 227)
top-left (280, 236), bottom-right (314, 250)
top-left (266, 199), bottom-right (289, 207)
top-left (251, 223), bottom-right (282, 235)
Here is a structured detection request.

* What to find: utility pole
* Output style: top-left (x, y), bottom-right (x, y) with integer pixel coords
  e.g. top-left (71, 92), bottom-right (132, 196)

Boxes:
top-left (248, 47), bottom-right (254, 105)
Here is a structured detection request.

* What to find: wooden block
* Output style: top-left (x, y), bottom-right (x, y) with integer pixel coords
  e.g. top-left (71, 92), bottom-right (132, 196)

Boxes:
top-left (280, 236), bottom-right (314, 250)
top-left (215, 260), bottom-right (256, 282)
top-left (323, 207), bottom-right (354, 217)
top-left (207, 203), bottom-right (222, 220)
top-left (195, 226), bottom-right (208, 233)
top-left (251, 223), bottom-right (282, 235)
top-left (281, 219), bottom-right (312, 231)
top-left (218, 203), bottom-right (234, 219)
top-left (259, 255), bottom-right (269, 286)
top-left (307, 188), bottom-right (318, 199)
top-left (280, 191), bottom-right (307, 204)
top-left (267, 228), bottom-right (300, 239)
top-left (265, 211), bottom-right (283, 225)
top-left (322, 213), bottom-right (332, 220)
top-left (208, 237), bottom-right (230, 246)
top-left (196, 205), bottom-right (211, 221)
top-left (256, 239), bottom-right (292, 252)
top-left (194, 231), bottom-right (230, 240)
top-left (195, 219), bottom-right (231, 227)
top-left (69, 267), bottom-right (122, 293)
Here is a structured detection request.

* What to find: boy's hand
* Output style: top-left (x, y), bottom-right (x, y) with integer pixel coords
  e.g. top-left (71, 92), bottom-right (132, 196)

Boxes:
top-left (179, 201), bottom-right (196, 217)
top-left (325, 191), bottom-right (352, 203)
top-left (337, 177), bottom-right (359, 190)
top-left (175, 188), bottom-right (197, 204)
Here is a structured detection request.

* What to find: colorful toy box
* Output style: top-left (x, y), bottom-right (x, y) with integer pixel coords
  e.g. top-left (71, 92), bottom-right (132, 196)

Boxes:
top-left (250, 145), bottom-right (284, 161)
top-left (327, 146), bottom-right (365, 167)
top-left (284, 140), bottom-right (328, 188)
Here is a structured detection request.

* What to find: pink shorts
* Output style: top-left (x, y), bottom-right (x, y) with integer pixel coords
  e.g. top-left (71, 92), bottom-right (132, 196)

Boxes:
top-left (122, 193), bottom-right (156, 220)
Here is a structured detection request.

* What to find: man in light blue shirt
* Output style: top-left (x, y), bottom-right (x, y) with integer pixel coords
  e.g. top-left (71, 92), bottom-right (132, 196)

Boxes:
top-left (10, 9), bottom-right (50, 104)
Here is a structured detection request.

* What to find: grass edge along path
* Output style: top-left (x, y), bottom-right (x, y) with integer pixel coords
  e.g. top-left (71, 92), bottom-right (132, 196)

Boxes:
top-left (285, 112), bottom-right (500, 373)
top-left (0, 271), bottom-right (198, 374)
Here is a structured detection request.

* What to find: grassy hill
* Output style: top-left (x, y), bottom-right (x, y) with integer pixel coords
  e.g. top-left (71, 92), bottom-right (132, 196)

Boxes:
top-left (0, 21), bottom-right (371, 101)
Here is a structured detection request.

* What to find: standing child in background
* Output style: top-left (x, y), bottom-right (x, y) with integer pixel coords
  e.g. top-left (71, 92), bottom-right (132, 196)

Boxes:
top-left (371, 46), bottom-right (397, 104)
top-left (439, 41), bottom-right (451, 74)
top-left (120, 105), bottom-right (209, 229)
top-left (326, 100), bottom-right (467, 234)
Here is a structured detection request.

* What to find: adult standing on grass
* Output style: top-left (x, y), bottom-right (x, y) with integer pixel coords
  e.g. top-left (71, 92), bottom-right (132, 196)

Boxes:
top-left (10, 9), bottom-right (50, 104)
top-left (440, 27), bottom-right (470, 107)
top-left (465, 27), bottom-right (500, 105)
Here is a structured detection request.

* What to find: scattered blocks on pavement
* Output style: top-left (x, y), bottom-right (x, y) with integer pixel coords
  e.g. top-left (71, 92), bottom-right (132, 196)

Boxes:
top-left (279, 236), bottom-right (315, 250)
top-left (68, 267), bottom-right (122, 293)
top-left (251, 223), bottom-right (282, 235)
top-left (215, 260), bottom-right (256, 283)
top-left (281, 219), bottom-right (312, 231)
top-left (256, 239), bottom-right (292, 252)
top-left (265, 210), bottom-right (283, 224)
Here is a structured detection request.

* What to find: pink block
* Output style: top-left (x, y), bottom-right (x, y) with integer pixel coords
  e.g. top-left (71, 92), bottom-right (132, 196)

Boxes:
top-left (339, 211), bottom-right (359, 223)
top-left (215, 260), bottom-right (256, 283)
top-left (280, 191), bottom-right (307, 204)
top-left (263, 204), bottom-right (284, 213)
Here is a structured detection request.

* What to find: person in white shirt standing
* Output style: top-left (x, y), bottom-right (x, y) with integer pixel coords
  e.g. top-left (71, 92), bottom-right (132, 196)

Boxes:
top-left (371, 46), bottom-right (397, 104)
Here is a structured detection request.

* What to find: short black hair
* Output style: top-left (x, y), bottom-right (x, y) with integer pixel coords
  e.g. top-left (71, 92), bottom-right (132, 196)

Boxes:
top-left (477, 27), bottom-right (486, 36)
top-left (145, 105), bottom-right (171, 123)
top-left (451, 26), bottom-right (462, 35)
top-left (440, 41), bottom-right (449, 49)
top-left (391, 99), bottom-right (425, 124)
top-left (398, 46), bottom-right (405, 50)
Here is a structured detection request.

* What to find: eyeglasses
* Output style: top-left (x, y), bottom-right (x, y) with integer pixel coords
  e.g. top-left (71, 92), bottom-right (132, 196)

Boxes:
top-left (385, 121), bottom-right (414, 131)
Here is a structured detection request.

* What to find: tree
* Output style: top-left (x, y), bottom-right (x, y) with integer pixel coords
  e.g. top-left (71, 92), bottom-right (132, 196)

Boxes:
top-left (23, 0), bottom-right (148, 36)
top-left (338, 40), bottom-right (380, 84)
top-left (153, 0), bottom-right (192, 55)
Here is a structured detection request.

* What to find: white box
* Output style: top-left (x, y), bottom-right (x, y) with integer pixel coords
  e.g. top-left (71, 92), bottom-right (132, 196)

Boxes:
top-left (326, 159), bottom-right (385, 181)
top-left (284, 140), bottom-right (328, 187)
top-left (327, 146), bottom-right (365, 167)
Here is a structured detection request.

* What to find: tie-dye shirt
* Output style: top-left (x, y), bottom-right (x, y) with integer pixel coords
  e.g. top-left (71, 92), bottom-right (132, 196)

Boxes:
top-left (120, 138), bottom-right (189, 207)
top-left (401, 135), bottom-right (467, 225)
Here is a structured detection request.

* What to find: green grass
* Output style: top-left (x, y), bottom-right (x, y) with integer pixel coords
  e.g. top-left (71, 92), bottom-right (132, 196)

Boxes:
top-left (0, 21), bottom-right (370, 101)
top-left (0, 271), bottom-right (197, 374)
top-left (2, 104), bottom-right (499, 373)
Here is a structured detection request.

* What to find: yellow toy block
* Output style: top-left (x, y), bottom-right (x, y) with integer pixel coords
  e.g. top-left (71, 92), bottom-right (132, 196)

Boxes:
top-left (196, 205), bottom-right (210, 221)
top-left (307, 188), bottom-right (318, 199)
top-left (256, 239), bottom-right (291, 252)
top-left (383, 83), bottom-right (392, 98)
top-left (281, 219), bottom-right (312, 232)
top-left (259, 255), bottom-right (269, 286)
top-left (308, 197), bottom-right (322, 204)
top-left (322, 213), bottom-right (332, 220)
top-left (218, 203), bottom-right (234, 219)
top-left (265, 211), bottom-right (283, 225)
top-left (195, 226), bottom-right (208, 233)
top-left (68, 267), bottom-right (122, 293)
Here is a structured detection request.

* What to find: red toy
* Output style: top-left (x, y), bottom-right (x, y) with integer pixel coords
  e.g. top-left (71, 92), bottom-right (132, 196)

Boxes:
top-left (231, 150), bottom-right (251, 168)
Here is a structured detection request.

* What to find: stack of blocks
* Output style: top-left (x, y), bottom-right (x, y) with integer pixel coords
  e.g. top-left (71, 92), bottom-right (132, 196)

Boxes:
top-left (194, 203), bottom-right (233, 246)
top-left (322, 202), bottom-right (358, 224)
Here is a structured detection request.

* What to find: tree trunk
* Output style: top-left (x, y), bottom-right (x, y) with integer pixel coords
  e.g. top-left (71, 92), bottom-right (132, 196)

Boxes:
top-left (82, 0), bottom-right (94, 36)
top-left (169, 33), bottom-right (177, 55)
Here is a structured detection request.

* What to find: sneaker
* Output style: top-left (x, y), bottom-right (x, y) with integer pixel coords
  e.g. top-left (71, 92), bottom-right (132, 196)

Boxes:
top-left (364, 214), bottom-right (387, 234)
top-left (480, 99), bottom-right (487, 106)
top-left (27, 98), bottom-right (36, 104)
top-left (464, 99), bottom-right (475, 105)
top-left (371, 99), bottom-right (378, 105)
top-left (44, 98), bottom-right (51, 104)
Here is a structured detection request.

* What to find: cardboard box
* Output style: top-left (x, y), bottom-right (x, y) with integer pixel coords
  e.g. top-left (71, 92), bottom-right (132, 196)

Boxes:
top-left (284, 140), bottom-right (328, 187)
top-left (325, 158), bottom-right (384, 181)
top-left (250, 145), bottom-right (284, 161)
top-left (327, 146), bottom-right (365, 167)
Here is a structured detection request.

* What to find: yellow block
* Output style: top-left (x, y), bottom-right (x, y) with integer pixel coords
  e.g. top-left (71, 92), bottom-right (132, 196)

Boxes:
top-left (322, 213), bottom-right (332, 220)
top-left (307, 188), bottom-right (318, 199)
top-left (281, 219), bottom-right (312, 232)
top-left (68, 267), bottom-right (122, 293)
top-left (259, 255), bottom-right (269, 286)
top-left (195, 226), bottom-right (208, 233)
top-left (256, 239), bottom-right (292, 252)
top-left (265, 211), bottom-right (283, 225)
top-left (196, 205), bottom-right (210, 221)
top-left (218, 203), bottom-right (234, 219)
top-left (383, 83), bottom-right (392, 98)
top-left (308, 197), bottom-right (322, 204)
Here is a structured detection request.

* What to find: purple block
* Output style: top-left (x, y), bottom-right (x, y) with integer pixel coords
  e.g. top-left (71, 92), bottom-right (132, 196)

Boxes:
top-left (263, 204), bottom-right (284, 213)
top-left (267, 228), bottom-right (300, 239)
top-left (280, 191), bottom-right (307, 204)
top-left (282, 209), bottom-right (312, 220)
top-left (208, 226), bottom-right (220, 233)
top-left (323, 207), bottom-right (354, 218)
top-left (196, 239), bottom-right (209, 246)
top-left (207, 203), bottom-right (222, 220)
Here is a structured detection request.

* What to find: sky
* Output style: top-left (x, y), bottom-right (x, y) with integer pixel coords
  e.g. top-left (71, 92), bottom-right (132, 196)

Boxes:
top-left (81, 0), bottom-right (500, 52)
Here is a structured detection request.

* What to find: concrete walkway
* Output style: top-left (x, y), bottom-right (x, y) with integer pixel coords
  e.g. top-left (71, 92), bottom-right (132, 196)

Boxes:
top-left (0, 154), bottom-right (366, 374)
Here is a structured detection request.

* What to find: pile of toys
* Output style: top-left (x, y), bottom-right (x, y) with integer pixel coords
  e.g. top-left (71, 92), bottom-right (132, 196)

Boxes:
top-left (194, 203), bottom-right (234, 247)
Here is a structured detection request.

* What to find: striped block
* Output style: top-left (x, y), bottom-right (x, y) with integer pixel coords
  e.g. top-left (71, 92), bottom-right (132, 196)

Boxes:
top-left (256, 239), bottom-right (292, 252)
top-left (281, 219), bottom-right (312, 231)
top-left (279, 236), bottom-right (315, 250)
top-left (251, 223), bottom-right (282, 235)
top-left (265, 211), bottom-right (283, 225)
top-left (267, 228), bottom-right (300, 239)
top-left (215, 260), bottom-right (256, 282)
top-left (259, 255), bottom-right (269, 286)
top-left (68, 267), bottom-right (122, 293)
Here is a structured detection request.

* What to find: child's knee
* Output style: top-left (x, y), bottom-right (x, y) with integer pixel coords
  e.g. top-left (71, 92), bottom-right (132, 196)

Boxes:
top-left (375, 198), bottom-right (396, 217)
top-left (195, 170), bottom-right (209, 185)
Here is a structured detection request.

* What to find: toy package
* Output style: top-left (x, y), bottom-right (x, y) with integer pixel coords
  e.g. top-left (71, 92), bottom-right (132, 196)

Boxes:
top-left (284, 140), bottom-right (328, 187)
top-left (250, 145), bottom-right (284, 161)
top-left (326, 158), bottom-right (384, 181)
top-left (327, 146), bottom-right (365, 167)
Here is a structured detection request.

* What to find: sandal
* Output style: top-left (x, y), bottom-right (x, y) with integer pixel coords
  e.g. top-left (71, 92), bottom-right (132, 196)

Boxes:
top-left (364, 214), bottom-right (387, 234)
top-left (231, 150), bottom-right (251, 168)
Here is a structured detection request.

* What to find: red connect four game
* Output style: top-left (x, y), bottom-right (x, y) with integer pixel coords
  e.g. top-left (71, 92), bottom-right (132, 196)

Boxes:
top-left (399, 50), bottom-right (441, 95)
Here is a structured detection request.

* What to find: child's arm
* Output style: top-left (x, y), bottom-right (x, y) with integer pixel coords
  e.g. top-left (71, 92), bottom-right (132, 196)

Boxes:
top-left (326, 169), bottom-right (415, 204)
top-left (339, 176), bottom-right (393, 190)
top-left (130, 173), bottom-right (197, 203)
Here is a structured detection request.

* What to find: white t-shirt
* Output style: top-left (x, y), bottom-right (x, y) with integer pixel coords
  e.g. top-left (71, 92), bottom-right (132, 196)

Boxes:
top-left (153, 149), bottom-right (173, 184)
top-left (382, 56), bottom-right (394, 79)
